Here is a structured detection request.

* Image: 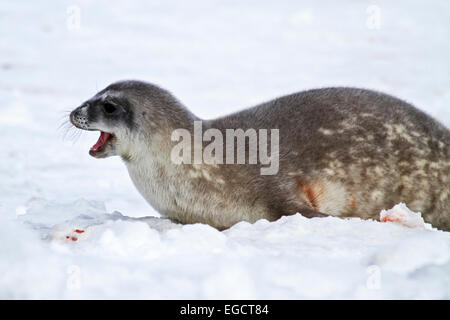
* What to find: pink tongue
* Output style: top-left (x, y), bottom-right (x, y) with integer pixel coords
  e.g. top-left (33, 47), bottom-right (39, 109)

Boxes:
top-left (91, 131), bottom-right (111, 151)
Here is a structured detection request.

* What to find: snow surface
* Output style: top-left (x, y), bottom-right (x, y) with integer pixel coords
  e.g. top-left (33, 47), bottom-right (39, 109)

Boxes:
top-left (1, 0), bottom-right (449, 299)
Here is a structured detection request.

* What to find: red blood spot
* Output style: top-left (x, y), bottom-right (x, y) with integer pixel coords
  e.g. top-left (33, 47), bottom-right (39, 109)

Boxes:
top-left (71, 237), bottom-right (78, 241)
top-left (66, 236), bottom-right (70, 239)
top-left (381, 216), bottom-right (401, 223)
top-left (75, 229), bottom-right (85, 234)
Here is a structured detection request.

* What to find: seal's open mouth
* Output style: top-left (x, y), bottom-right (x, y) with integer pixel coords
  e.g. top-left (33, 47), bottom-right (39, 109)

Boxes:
top-left (91, 131), bottom-right (112, 152)
top-left (89, 131), bottom-right (116, 158)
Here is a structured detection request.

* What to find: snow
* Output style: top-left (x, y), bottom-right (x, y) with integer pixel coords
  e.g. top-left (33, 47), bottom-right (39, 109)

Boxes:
top-left (1, 0), bottom-right (449, 299)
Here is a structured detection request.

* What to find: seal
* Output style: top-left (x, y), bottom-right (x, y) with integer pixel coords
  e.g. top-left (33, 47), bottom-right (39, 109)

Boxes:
top-left (70, 80), bottom-right (450, 231)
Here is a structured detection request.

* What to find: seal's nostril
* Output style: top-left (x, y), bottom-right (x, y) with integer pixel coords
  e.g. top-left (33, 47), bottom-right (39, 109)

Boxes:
top-left (69, 111), bottom-right (76, 123)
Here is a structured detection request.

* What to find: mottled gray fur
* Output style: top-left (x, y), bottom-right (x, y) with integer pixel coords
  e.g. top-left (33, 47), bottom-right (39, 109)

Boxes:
top-left (70, 80), bottom-right (450, 231)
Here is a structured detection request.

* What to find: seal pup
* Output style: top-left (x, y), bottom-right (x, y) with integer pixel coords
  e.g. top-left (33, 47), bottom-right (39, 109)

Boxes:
top-left (70, 80), bottom-right (450, 231)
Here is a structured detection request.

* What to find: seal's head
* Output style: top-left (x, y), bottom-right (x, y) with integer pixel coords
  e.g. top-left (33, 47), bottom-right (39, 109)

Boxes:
top-left (70, 80), bottom-right (193, 160)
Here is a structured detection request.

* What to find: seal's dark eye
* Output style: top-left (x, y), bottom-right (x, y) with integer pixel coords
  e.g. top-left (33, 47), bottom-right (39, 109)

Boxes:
top-left (103, 103), bottom-right (117, 114)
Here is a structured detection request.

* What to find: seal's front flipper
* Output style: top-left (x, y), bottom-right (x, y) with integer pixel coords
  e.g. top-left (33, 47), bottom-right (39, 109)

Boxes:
top-left (298, 207), bottom-right (328, 219)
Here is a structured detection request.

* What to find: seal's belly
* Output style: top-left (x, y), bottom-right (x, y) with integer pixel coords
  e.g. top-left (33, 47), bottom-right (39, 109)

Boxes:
top-left (126, 161), bottom-right (268, 228)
